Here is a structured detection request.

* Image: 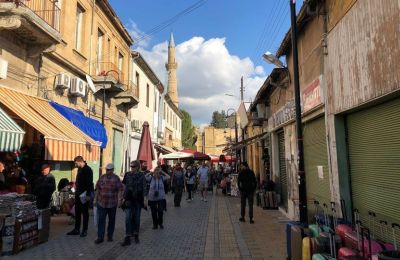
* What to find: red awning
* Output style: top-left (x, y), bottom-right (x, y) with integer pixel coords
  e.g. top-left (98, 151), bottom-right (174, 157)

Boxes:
top-left (179, 148), bottom-right (211, 160)
top-left (137, 121), bottom-right (155, 170)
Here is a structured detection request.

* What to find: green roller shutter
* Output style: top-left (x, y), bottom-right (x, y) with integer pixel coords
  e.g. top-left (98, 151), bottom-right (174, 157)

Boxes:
top-left (346, 97), bottom-right (400, 236)
top-left (278, 130), bottom-right (288, 210)
top-left (303, 117), bottom-right (330, 218)
top-left (112, 129), bottom-right (123, 176)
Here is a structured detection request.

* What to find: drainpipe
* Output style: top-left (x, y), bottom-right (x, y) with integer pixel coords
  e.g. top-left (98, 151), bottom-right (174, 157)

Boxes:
top-left (37, 53), bottom-right (43, 98)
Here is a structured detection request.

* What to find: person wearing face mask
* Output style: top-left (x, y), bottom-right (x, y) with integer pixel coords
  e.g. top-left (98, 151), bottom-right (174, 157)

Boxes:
top-left (146, 166), bottom-right (170, 229)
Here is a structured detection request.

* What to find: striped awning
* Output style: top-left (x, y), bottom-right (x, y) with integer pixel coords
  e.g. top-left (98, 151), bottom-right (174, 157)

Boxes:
top-left (0, 107), bottom-right (25, 152)
top-left (0, 87), bottom-right (100, 161)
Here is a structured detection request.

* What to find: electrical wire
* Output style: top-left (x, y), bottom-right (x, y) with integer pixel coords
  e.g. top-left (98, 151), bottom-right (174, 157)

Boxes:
top-left (133, 0), bottom-right (209, 45)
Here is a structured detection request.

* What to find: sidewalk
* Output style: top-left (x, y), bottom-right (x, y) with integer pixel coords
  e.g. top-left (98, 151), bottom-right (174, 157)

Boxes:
top-left (8, 191), bottom-right (287, 259)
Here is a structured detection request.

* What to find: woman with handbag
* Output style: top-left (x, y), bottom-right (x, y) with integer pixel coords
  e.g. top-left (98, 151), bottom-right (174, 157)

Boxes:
top-left (146, 166), bottom-right (170, 229)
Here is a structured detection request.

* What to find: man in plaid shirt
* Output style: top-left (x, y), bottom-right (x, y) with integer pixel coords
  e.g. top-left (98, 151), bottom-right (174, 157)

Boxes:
top-left (94, 163), bottom-right (123, 244)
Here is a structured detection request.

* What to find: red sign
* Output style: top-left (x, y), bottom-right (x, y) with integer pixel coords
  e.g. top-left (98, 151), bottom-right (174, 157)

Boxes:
top-left (302, 76), bottom-right (323, 113)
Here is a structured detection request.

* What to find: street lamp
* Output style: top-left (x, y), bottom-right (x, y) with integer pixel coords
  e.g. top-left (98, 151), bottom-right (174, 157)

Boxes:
top-left (262, 51), bottom-right (285, 68)
top-left (99, 69), bottom-right (121, 177)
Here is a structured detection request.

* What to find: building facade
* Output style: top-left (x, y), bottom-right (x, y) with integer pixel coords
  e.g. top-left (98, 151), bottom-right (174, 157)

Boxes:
top-left (0, 0), bottom-right (138, 183)
top-left (249, 0), bottom-right (400, 231)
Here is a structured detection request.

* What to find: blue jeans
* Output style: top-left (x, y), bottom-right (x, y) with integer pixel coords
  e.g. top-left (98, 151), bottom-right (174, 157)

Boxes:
top-left (125, 202), bottom-right (141, 236)
top-left (97, 204), bottom-right (117, 240)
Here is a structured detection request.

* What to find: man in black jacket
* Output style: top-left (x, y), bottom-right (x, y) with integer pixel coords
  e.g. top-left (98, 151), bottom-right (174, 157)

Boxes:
top-left (237, 162), bottom-right (257, 224)
top-left (67, 156), bottom-right (93, 237)
top-left (33, 163), bottom-right (56, 209)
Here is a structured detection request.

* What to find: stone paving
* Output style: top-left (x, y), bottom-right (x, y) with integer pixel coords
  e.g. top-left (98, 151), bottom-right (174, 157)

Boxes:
top-left (7, 190), bottom-right (287, 260)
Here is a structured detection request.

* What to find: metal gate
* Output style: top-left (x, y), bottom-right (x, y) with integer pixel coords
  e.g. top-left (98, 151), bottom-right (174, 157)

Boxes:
top-left (278, 130), bottom-right (288, 210)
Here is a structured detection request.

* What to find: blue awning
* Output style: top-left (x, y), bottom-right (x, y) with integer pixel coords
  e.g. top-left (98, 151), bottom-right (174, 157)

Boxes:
top-left (50, 102), bottom-right (107, 149)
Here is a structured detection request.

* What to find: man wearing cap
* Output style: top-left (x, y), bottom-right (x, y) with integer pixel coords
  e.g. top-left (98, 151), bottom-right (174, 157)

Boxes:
top-left (67, 156), bottom-right (94, 237)
top-left (121, 160), bottom-right (147, 245)
top-left (94, 163), bottom-right (123, 244)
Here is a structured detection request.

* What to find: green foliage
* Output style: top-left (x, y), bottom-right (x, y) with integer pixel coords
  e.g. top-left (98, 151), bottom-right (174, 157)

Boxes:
top-left (210, 110), bottom-right (227, 128)
top-left (181, 109), bottom-right (197, 149)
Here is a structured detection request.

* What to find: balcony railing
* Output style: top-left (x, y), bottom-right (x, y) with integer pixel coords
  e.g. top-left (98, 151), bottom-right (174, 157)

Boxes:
top-left (96, 62), bottom-right (125, 84)
top-left (0, 0), bottom-right (61, 32)
top-left (126, 80), bottom-right (139, 99)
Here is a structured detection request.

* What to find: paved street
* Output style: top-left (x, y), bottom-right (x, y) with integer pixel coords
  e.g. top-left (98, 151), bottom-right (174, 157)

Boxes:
top-left (8, 191), bottom-right (287, 260)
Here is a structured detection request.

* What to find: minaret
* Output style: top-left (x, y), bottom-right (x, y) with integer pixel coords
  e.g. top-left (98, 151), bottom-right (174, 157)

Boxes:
top-left (166, 33), bottom-right (179, 107)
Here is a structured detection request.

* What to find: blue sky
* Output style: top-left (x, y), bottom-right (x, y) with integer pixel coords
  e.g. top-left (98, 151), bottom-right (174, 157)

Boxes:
top-left (109, 0), bottom-right (304, 125)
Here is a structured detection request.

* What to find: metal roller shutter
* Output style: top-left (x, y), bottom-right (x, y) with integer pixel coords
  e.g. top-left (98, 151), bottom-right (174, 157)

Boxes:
top-left (303, 117), bottom-right (331, 217)
top-left (278, 130), bottom-right (288, 210)
top-left (347, 97), bottom-right (400, 239)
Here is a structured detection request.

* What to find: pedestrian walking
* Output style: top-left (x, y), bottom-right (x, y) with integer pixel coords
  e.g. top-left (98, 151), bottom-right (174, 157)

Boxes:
top-left (33, 163), bottom-right (56, 209)
top-left (93, 163), bottom-right (123, 244)
top-left (172, 162), bottom-right (185, 207)
top-left (237, 162), bottom-right (257, 224)
top-left (197, 162), bottom-right (209, 202)
top-left (185, 165), bottom-right (196, 201)
top-left (146, 166), bottom-right (170, 229)
top-left (67, 156), bottom-right (93, 237)
top-left (121, 160), bottom-right (147, 245)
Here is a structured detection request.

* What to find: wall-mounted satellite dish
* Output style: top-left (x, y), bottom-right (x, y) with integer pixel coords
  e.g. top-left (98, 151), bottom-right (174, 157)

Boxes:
top-left (86, 74), bottom-right (97, 93)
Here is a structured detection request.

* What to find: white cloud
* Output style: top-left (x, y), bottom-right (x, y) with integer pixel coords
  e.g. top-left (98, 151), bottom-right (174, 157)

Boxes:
top-left (136, 36), bottom-right (266, 125)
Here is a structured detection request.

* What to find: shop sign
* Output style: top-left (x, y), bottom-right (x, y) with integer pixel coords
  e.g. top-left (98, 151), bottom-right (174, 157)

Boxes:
top-left (302, 76), bottom-right (323, 113)
top-left (271, 100), bottom-right (296, 128)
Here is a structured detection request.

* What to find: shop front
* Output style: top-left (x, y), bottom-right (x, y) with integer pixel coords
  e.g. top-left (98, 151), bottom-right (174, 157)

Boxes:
top-left (0, 87), bottom-right (101, 256)
top-left (345, 97), bottom-right (400, 234)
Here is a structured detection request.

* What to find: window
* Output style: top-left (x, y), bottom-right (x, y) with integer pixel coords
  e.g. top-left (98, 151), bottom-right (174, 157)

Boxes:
top-left (96, 29), bottom-right (104, 74)
top-left (75, 5), bottom-right (84, 51)
top-left (163, 102), bottom-right (166, 119)
top-left (135, 72), bottom-right (140, 96)
top-left (146, 84), bottom-right (150, 107)
top-left (118, 52), bottom-right (123, 71)
top-left (154, 92), bottom-right (157, 112)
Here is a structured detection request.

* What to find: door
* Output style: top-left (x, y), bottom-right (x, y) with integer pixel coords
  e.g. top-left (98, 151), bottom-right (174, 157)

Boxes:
top-left (277, 130), bottom-right (288, 211)
top-left (303, 116), bottom-right (330, 219)
top-left (346, 97), bottom-right (400, 239)
top-left (112, 129), bottom-right (123, 176)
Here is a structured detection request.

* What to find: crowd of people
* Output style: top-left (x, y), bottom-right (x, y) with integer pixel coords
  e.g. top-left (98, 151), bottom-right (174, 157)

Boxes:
top-left (1, 151), bottom-right (259, 247)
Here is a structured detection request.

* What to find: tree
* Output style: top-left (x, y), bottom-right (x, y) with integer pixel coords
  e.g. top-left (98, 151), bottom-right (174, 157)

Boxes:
top-left (181, 109), bottom-right (197, 149)
top-left (210, 110), bottom-right (227, 128)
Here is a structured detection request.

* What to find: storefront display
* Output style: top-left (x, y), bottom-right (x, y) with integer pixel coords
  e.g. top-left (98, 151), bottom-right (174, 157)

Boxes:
top-left (0, 193), bottom-right (50, 256)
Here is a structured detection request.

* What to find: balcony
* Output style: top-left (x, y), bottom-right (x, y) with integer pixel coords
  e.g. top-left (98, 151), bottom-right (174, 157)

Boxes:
top-left (114, 80), bottom-right (139, 109)
top-left (92, 62), bottom-right (126, 92)
top-left (0, 0), bottom-right (61, 56)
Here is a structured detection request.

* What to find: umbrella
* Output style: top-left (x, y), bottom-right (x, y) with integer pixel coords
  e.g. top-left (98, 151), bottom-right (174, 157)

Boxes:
top-left (180, 148), bottom-right (211, 160)
top-left (160, 151), bottom-right (194, 160)
top-left (137, 121), bottom-right (155, 170)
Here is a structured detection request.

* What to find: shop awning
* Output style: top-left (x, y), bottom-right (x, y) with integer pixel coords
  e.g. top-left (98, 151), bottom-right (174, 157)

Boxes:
top-left (226, 132), bottom-right (269, 151)
top-left (0, 88), bottom-right (100, 161)
top-left (154, 143), bottom-right (175, 154)
top-left (0, 107), bottom-right (25, 152)
top-left (50, 101), bottom-right (107, 149)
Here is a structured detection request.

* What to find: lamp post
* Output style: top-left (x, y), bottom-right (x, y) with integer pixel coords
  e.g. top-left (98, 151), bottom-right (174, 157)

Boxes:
top-left (290, 0), bottom-right (307, 224)
top-left (261, 2), bottom-right (308, 223)
top-left (99, 69), bottom-right (120, 178)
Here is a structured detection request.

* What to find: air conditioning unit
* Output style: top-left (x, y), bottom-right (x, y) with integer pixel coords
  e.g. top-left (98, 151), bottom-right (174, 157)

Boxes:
top-left (54, 73), bottom-right (70, 89)
top-left (70, 77), bottom-right (86, 97)
top-left (0, 58), bottom-right (8, 79)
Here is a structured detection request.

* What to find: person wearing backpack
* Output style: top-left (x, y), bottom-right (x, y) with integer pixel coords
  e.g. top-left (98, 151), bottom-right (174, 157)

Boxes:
top-left (172, 162), bottom-right (185, 207)
top-left (146, 167), bottom-right (170, 229)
